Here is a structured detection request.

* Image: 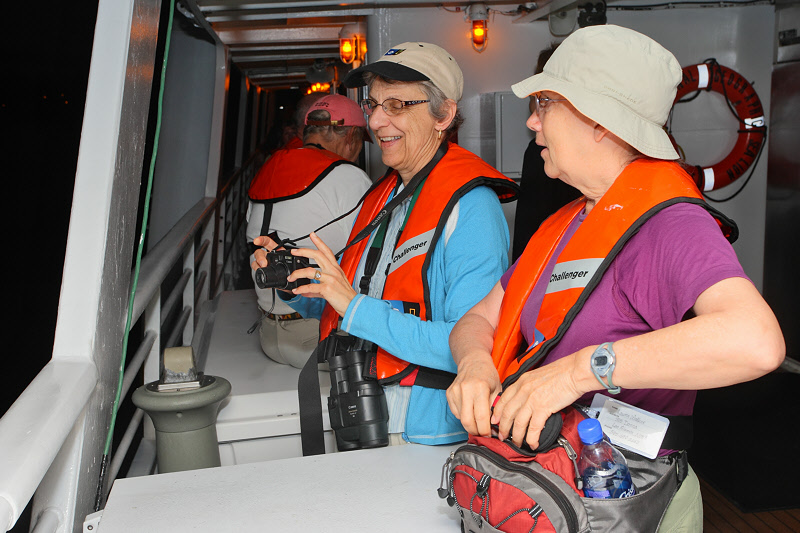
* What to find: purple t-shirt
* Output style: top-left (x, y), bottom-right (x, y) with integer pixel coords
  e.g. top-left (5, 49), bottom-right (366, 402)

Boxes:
top-left (501, 203), bottom-right (747, 418)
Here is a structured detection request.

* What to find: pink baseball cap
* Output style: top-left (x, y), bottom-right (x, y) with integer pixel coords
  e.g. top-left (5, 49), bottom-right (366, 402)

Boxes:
top-left (304, 94), bottom-right (367, 127)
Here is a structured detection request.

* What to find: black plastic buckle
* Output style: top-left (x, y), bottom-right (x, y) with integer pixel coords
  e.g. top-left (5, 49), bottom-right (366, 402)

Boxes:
top-left (476, 474), bottom-right (491, 497)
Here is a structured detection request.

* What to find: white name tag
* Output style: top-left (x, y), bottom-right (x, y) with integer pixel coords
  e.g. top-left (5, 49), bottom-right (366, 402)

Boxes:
top-left (589, 394), bottom-right (669, 459)
top-left (389, 229), bottom-right (434, 275)
top-left (545, 258), bottom-right (603, 294)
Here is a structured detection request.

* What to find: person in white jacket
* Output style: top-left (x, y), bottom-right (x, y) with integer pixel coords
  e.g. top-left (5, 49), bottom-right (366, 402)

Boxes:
top-left (246, 95), bottom-right (371, 368)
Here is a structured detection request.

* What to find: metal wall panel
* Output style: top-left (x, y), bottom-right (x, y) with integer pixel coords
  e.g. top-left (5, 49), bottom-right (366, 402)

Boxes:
top-left (764, 60), bottom-right (800, 359)
top-left (148, 12), bottom-right (218, 248)
top-left (365, 4), bottom-right (774, 288)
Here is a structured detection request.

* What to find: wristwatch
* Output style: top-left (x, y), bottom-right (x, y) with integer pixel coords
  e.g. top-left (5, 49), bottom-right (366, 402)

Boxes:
top-left (590, 342), bottom-right (621, 394)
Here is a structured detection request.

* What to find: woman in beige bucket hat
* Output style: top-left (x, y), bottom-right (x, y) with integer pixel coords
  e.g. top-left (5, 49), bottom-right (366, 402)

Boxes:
top-left (447, 25), bottom-right (784, 529)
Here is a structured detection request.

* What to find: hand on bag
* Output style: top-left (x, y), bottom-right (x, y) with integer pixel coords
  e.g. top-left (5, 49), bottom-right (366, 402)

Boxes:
top-left (447, 353), bottom-right (501, 438)
top-left (492, 352), bottom-right (584, 450)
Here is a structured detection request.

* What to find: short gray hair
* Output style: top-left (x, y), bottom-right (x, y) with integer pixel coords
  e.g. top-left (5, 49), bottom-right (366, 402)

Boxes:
top-left (363, 73), bottom-right (463, 140)
top-left (303, 109), bottom-right (365, 143)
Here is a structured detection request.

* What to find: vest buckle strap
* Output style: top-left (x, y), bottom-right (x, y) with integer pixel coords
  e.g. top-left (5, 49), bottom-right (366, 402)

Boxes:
top-left (266, 311), bottom-right (304, 321)
top-left (358, 275), bottom-right (372, 294)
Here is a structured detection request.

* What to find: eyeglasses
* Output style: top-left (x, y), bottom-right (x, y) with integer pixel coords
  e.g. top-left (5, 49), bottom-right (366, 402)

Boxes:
top-left (361, 98), bottom-right (430, 116)
top-left (531, 94), bottom-right (567, 116)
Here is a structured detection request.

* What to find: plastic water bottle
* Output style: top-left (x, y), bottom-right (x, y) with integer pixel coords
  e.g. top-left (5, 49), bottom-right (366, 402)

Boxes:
top-left (577, 418), bottom-right (636, 499)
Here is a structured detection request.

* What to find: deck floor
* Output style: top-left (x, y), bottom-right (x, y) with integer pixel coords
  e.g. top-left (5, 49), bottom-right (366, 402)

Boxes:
top-left (701, 476), bottom-right (800, 532)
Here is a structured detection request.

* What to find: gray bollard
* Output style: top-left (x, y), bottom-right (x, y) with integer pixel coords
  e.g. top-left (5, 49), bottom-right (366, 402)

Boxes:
top-left (133, 347), bottom-right (231, 473)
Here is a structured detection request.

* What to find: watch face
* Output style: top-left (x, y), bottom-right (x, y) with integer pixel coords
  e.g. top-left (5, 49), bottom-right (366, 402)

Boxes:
top-left (592, 345), bottom-right (614, 375)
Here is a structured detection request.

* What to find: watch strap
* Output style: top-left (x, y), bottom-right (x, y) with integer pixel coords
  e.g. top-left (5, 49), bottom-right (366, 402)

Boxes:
top-left (592, 342), bottom-right (621, 395)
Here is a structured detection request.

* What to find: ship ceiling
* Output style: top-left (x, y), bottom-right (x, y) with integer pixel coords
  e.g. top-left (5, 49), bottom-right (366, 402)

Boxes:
top-left (184, 0), bottom-right (784, 88)
top-left (184, 0), bottom-right (534, 91)
top-left (182, 0), bottom-right (372, 91)
top-left (186, 0), bottom-right (777, 90)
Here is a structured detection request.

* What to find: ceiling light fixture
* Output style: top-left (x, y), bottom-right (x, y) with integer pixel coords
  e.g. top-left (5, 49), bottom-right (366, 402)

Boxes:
top-left (468, 3), bottom-right (489, 53)
top-left (307, 82), bottom-right (331, 95)
top-left (339, 22), bottom-right (367, 67)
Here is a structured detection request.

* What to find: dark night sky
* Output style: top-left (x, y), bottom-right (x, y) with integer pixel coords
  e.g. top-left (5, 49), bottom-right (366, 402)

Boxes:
top-left (2, 3), bottom-right (99, 413)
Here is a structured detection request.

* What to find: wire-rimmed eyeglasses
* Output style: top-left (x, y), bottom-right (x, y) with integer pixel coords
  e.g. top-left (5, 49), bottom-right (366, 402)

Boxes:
top-left (531, 93), bottom-right (567, 116)
top-left (360, 98), bottom-right (430, 116)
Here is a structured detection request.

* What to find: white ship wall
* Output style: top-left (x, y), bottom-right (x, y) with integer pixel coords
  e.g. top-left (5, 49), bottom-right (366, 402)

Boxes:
top-left (366, 4), bottom-right (774, 288)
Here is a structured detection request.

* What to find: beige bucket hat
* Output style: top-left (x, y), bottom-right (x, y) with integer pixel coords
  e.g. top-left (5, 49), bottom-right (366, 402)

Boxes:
top-left (511, 25), bottom-right (682, 159)
top-left (343, 42), bottom-right (464, 102)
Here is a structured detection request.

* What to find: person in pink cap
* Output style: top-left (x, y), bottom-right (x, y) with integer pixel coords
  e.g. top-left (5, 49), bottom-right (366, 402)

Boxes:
top-left (246, 94), bottom-right (372, 369)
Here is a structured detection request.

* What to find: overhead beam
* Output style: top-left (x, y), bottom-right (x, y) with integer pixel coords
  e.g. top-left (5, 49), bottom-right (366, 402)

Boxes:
top-left (214, 24), bottom-right (344, 44)
top-left (204, 7), bottom-right (375, 22)
top-left (248, 72), bottom-right (307, 79)
top-left (228, 42), bottom-right (339, 52)
top-left (197, 0), bottom-right (525, 9)
top-left (233, 51), bottom-right (340, 62)
top-left (513, 0), bottom-right (578, 23)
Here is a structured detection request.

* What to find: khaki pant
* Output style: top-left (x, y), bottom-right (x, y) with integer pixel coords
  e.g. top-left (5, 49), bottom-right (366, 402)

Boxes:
top-left (388, 433), bottom-right (409, 447)
top-left (258, 314), bottom-right (319, 369)
top-left (658, 465), bottom-right (703, 532)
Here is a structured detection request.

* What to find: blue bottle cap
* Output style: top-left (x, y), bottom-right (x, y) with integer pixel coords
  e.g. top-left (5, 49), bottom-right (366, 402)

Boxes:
top-left (577, 418), bottom-right (603, 445)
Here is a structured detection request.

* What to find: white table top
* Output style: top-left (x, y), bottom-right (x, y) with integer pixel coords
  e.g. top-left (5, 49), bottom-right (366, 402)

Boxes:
top-left (99, 444), bottom-right (462, 532)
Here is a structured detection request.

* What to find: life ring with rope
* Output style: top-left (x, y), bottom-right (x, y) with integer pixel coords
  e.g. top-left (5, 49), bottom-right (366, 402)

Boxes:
top-left (670, 61), bottom-right (767, 193)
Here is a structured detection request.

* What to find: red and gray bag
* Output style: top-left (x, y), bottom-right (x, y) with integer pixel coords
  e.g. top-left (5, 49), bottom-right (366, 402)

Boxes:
top-left (438, 407), bottom-right (689, 532)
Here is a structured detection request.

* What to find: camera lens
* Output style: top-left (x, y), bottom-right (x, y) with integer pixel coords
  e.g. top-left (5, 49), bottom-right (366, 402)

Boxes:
top-left (254, 263), bottom-right (291, 289)
top-left (255, 268), bottom-right (268, 288)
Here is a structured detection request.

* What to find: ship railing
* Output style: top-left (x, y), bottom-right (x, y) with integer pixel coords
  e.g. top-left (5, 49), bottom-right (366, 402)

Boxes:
top-left (0, 152), bottom-right (261, 533)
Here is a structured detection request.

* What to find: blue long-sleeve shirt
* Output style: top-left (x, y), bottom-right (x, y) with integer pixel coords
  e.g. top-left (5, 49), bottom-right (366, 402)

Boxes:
top-left (285, 185), bottom-right (510, 444)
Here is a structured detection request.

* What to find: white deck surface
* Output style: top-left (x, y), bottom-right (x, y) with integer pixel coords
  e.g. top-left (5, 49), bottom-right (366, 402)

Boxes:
top-left (203, 290), bottom-right (332, 445)
top-left (99, 443), bottom-right (461, 532)
top-left (102, 290), bottom-right (463, 531)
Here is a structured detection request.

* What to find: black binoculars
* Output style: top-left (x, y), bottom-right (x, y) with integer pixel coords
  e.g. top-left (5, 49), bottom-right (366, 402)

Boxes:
top-left (324, 333), bottom-right (389, 451)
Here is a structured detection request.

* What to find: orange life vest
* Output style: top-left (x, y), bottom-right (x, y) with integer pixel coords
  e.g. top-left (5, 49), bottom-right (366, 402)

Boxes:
top-left (271, 135), bottom-right (303, 155)
top-left (492, 159), bottom-right (737, 387)
top-left (320, 142), bottom-right (519, 387)
top-left (248, 146), bottom-right (355, 202)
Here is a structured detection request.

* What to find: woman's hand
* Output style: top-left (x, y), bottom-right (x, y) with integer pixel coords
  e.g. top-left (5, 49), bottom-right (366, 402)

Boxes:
top-left (492, 348), bottom-right (590, 449)
top-left (250, 235), bottom-right (281, 270)
top-left (287, 232), bottom-right (357, 317)
top-left (447, 283), bottom-right (505, 437)
top-left (447, 352), bottom-right (501, 437)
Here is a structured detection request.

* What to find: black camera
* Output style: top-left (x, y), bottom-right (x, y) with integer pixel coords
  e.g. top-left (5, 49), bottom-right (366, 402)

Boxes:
top-left (254, 250), bottom-right (312, 290)
top-left (325, 333), bottom-right (389, 451)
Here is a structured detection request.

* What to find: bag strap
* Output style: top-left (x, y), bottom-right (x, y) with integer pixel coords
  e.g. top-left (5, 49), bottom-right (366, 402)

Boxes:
top-left (298, 337), bottom-right (335, 456)
top-left (246, 203), bottom-right (275, 255)
top-left (675, 450), bottom-right (689, 485)
top-left (662, 414), bottom-right (693, 451)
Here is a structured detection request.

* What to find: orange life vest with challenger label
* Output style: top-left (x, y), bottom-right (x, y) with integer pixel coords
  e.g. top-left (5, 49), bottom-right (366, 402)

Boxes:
top-left (492, 159), bottom-right (737, 387)
top-left (248, 146), bottom-right (355, 202)
top-left (320, 142), bottom-right (519, 388)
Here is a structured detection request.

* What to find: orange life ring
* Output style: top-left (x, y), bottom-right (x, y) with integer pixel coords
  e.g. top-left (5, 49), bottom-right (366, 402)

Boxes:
top-left (672, 63), bottom-right (766, 192)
